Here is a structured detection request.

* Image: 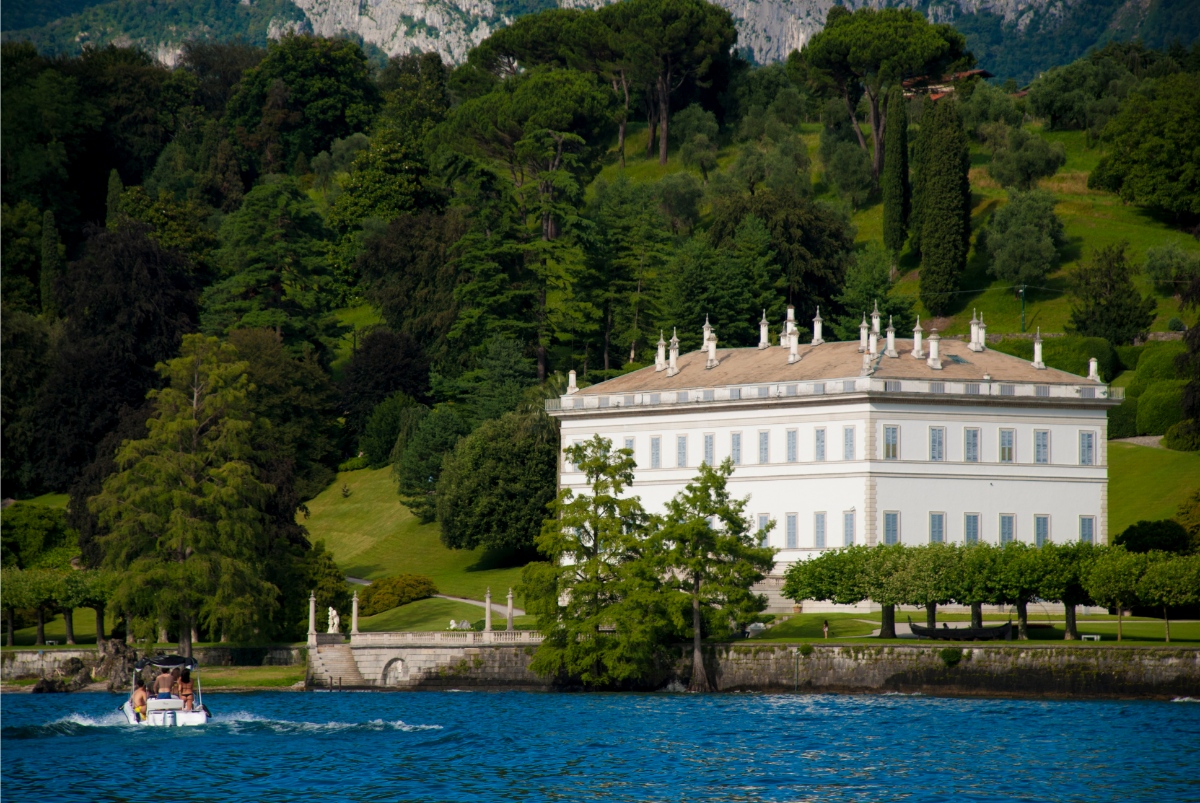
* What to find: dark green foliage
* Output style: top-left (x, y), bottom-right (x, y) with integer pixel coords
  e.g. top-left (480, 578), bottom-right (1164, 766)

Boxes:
top-left (826, 142), bottom-right (873, 208)
top-left (0, 202), bottom-right (44, 314)
top-left (1067, 243), bottom-right (1156, 346)
top-left (395, 405), bottom-right (472, 522)
top-left (958, 80), bottom-right (1021, 136)
top-left (436, 412), bottom-right (559, 552)
top-left (1114, 519), bottom-right (1192, 554)
top-left (105, 168), bottom-right (123, 225)
top-left (986, 190), bottom-right (1065, 286)
top-left (1108, 398), bottom-right (1139, 440)
top-left (434, 336), bottom-right (539, 425)
top-left (359, 393), bottom-right (420, 469)
top-left (656, 173), bottom-right (703, 234)
top-left (1028, 52), bottom-right (1138, 133)
top-left (832, 242), bottom-right (915, 341)
top-left (987, 127), bottom-right (1066, 191)
top-left (0, 308), bottom-right (52, 496)
top-left (881, 87), bottom-right (910, 256)
top-left (339, 328), bottom-right (431, 441)
top-left (326, 129), bottom-right (441, 235)
top-left (916, 101), bottom-right (971, 315)
top-left (1137, 380), bottom-right (1187, 436)
top-left (1130, 342), bottom-right (1186, 396)
top-left (1164, 420), bottom-right (1200, 452)
top-left (0, 503), bottom-right (77, 570)
top-left (358, 574), bottom-right (438, 617)
top-left (990, 336), bottom-right (1117, 381)
top-left (939, 646), bottom-right (964, 667)
top-left (1145, 243), bottom-right (1200, 293)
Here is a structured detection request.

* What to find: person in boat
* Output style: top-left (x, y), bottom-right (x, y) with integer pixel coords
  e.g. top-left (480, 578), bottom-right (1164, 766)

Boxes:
top-left (169, 666), bottom-right (182, 697)
top-left (153, 667), bottom-right (175, 699)
top-left (130, 675), bottom-right (148, 721)
top-left (178, 668), bottom-right (195, 711)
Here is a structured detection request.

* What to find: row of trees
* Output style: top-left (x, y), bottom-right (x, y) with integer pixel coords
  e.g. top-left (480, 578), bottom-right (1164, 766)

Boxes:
top-left (784, 542), bottom-right (1200, 642)
top-left (0, 568), bottom-right (115, 647)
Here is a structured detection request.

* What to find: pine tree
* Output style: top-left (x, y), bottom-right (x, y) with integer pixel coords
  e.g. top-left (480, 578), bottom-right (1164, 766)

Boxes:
top-left (39, 210), bottom-right (62, 317)
top-left (918, 101), bottom-right (971, 315)
top-left (106, 169), bottom-right (123, 227)
top-left (881, 87), bottom-right (911, 258)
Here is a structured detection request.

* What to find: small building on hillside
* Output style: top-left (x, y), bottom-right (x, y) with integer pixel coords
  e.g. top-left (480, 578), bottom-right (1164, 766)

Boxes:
top-left (546, 307), bottom-right (1121, 610)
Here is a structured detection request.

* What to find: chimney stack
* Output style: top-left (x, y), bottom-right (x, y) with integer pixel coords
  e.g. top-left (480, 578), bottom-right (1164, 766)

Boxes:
top-left (1032, 328), bottom-right (1046, 370)
top-left (885, 316), bottom-right (898, 358)
top-left (706, 322), bottom-right (719, 369)
top-left (758, 310), bottom-right (769, 350)
top-left (567, 370), bottom-right (578, 394)
top-left (868, 328), bottom-right (878, 357)
top-left (1088, 357), bottom-right (1100, 382)
top-left (788, 329), bottom-right (800, 364)
top-left (667, 329), bottom-right (680, 376)
top-left (785, 306), bottom-right (797, 347)
top-left (977, 314), bottom-right (987, 350)
top-left (912, 317), bottom-right (925, 359)
top-left (655, 331), bottom-right (667, 372)
top-left (812, 307), bottom-right (824, 346)
top-left (871, 300), bottom-right (881, 336)
top-left (968, 310), bottom-right (981, 352)
top-left (858, 314), bottom-right (869, 353)
top-left (927, 330), bottom-right (942, 370)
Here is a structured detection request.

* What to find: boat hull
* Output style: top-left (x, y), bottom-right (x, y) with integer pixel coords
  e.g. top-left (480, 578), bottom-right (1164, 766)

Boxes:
top-left (121, 700), bottom-right (210, 727)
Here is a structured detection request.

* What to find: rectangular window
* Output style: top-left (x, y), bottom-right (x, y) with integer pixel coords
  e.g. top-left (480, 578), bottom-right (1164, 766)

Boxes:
top-left (1000, 514), bottom-right (1015, 545)
top-left (885, 380), bottom-right (902, 392)
top-left (843, 380), bottom-right (856, 393)
top-left (1035, 514), bottom-right (1050, 547)
top-left (1035, 430), bottom-right (1050, 465)
top-left (843, 426), bottom-right (855, 460)
top-left (1000, 429), bottom-right (1015, 463)
top-left (930, 512), bottom-right (945, 544)
top-left (677, 391), bottom-right (689, 403)
top-left (731, 433), bottom-right (742, 465)
top-left (786, 514), bottom-right (797, 549)
top-left (758, 514), bottom-right (770, 548)
top-left (813, 382), bottom-right (825, 395)
top-left (929, 382), bottom-right (945, 394)
top-left (965, 428), bottom-right (980, 463)
top-left (1035, 385), bottom-right (1050, 398)
top-left (843, 512), bottom-right (855, 547)
top-left (1079, 432), bottom-right (1095, 466)
top-left (964, 513), bottom-right (980, 545)
top-left (676, 435), bottom-right (687, 468)
top-left (965, 383), bottom-right (981, 395)
top-left (1000, 384), bottom-right (1016, 396)
top-left (758, 431), bottom-right (770, 464)
top-left (930, 427), bottom-right (945, 462)
top-left (730, 388), bottom-right (742, 400)
top-left (786, 430), bottom-right (798, 463)
top-left (623, 437), bottom-right (635, 454)
top-left (815, 428), bottom-right (826, 461)
top-left (650, 436), bottom-right (661, 469)
top-left (649, 393), bottom-right (661, 405)
top-left (884, 512), bottom-right (900, 545)
top-left (1080, 516), bottom-right (1095, 544)
top-left (814, 512), bottom-right (826, 549)
top-left (568, 439), bottom-right (583, 470)
top-left (703, 434), bottom-right (714, 466)
top-left (884, 426), bottom-right (899, 460)
top-left (1081, 387), bottom-right (1096, 399)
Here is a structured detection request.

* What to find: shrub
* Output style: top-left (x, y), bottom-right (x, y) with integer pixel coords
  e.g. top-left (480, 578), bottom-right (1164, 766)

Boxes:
top-left (358, 574), bottom-right (438, 617)
top-left (939, 646), bottom-right (964, 667)
top-left (798, 643), bottom-right (814, 657)
top-left (337, 455), bottom-right (370, 472)
top-left (1132, 341), bottom-right (1186, 391)
top-left (1136, 380), bottom-right (1187, 435)
top-left (1115, 344), bottom-right (1145, 373)
top-left (359, 392), bottom-right (422, 468)
top-left (1113, 520), bottom-right (1191, 554)
top-left (1168, 318), bottom-right (1186, 332)
top-left (1164, 420), bottom-right (1200, 452)
top-left (1108, 397), bottom-right (1139, 439)
top-left (991, 336), bottom-right (1116, 381)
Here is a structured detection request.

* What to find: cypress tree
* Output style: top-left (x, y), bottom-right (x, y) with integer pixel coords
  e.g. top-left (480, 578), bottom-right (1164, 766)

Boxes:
top-left (881, 87), bottom-right (911, 258)
top-left (908, 96), bottom-right (932, 258)
top-left (40, 210), bottom-right (62, 317)
top-left (918, 101), bottom-right (971, 315)
top-left (106, 169), bottom-right (123, 227)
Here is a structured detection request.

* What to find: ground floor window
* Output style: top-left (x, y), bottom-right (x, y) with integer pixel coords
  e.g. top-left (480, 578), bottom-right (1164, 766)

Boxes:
top-left (1080, 516), bottom-right (1095, 544)
top-left (786, 514), bottom-right (797, 549)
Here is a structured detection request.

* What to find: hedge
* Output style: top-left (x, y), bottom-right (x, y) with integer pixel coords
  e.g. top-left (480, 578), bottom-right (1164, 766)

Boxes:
top-left (1129, 342), bottom-right (1186, 397)
top-left (1164, 420), bottom-right (1200, 452)
top-left (358, 574), bottom-right (438, 617)
top-left (991, 336), bottom-right (1117, 381)
top-left (1136, 380), bottom-right (1187, 436)
top-left (1115, 344), bottom-right (1145, 373)
top-left (1108, 397), bottom-right (1139, 439)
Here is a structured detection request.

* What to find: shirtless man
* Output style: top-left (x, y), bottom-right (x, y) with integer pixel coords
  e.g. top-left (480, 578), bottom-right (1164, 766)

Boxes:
top-left (130, 676), bottom-right (148, 721)
top-left (153, 667), bottom-right (175, 699)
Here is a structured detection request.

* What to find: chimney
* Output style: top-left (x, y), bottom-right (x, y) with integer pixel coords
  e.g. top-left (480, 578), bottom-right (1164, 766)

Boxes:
top-left (758, 310), bottom-right (769, 350)
top-left (885, 316), bottom-right (898, 358)
top-left (977, 314), bottom-right (987, 350)
top-left (567, 370), bottom-right (578, 394)
top-left (706, 324), bottom-right (719, 369)
top-left (968, 309), bottom-right (981, 352)
top-left (868, 328), bottom-right (878, 357)
top-left (812, 307), bottom-right (824, 346)
top-left (702, 314), bottom-right (712, 347)
top-left (667, 328), bottom-right (680, 376)
top-left (788, 329), bottom-right (800, 364)
top-left (1088, 357), bottom-right (1100, 382)
top-left (1031, 327), bottom-right (1045, 370)
top-left (655, 330), bottom-right (667, 372)
top-left (858, 314), bottom-right (869, 353)
top-left (912, 317), bottom-right (925, 359)
top-left (871, 300), bottom-right (881, 335)
top-left (927, 330), bottom-right (942, 370)
top-left (786, 306), bottom-right (797, 346)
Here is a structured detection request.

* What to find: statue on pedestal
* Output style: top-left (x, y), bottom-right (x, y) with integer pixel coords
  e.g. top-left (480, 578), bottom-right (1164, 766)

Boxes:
top-left (327, 607), bottom-right (340, 633)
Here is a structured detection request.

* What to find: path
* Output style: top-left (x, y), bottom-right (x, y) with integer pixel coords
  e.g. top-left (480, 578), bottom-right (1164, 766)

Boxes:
top-left (1113, 435), bottom-right (1164, 449)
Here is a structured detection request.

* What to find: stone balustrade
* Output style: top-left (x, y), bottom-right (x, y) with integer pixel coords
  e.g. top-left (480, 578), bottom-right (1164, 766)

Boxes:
top-left (350, 630), bottom-right (543, 647)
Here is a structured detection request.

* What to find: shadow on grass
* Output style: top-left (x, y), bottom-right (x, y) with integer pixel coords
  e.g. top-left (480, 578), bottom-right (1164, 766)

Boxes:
top-left (465, 547), bottom-right (544, 573)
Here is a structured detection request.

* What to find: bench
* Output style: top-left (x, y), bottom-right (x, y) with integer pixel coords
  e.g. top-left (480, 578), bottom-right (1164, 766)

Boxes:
top-left (1081, 634), bottom-right (1101, 642)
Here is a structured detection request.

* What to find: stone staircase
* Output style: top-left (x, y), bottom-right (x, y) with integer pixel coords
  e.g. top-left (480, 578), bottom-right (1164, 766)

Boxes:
top-left (310, 643), bottom-right (367, 688)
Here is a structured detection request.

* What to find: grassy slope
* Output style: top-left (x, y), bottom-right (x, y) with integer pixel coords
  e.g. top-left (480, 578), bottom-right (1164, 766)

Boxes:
top-left (359, 597), bottom-right (484, 631)
top-left (1108, 443), bottom-right (1200, 534)
top-left (302, 467), bottom-right (529, 602)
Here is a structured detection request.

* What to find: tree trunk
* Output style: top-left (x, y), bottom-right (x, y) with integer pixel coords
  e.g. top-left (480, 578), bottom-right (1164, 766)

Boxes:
top-left (1164, 607), bottom-right (1170, 643)
top-left (688, 576), bottom-right (711, 692)
top-left (179, 612), bottom-right (193, 658)
top-left (658, 74), bottom-right (670, 166)
top-left (603, 307), bottom-right (612, 372)
top-left (159, 622), bottom-right (169, 645)
top-left (1064, 604), bottom-right (1077, 640)
top-left (925, 602), bottom-right (936, 629)
top-left (844, 91), bottom-right (868, 152)
top-left (95, 604), bottom-right (106, 649)
top-left (970, 602), bottom-right (983, 629)
top-left (35, 606), bottom-right (45, 646)
top-left (125, 613), bottom-right (134, 645)
top-left (1117, 602), bottom-right (1123, 642)
top-left (63, 608), bottom-right (75, 645)
top-left (192, 624), bottom-right (200, 646)
top-left (867, 91), bottom-right (884, 181)
top-left (6, 608), bottom-right (13, 647)
top-left (879, 604), bottom-right (896, 639)
top-left (1016, 598), bottom-right (1029, 640)
top-left (618, 119), bottom-right (627, 167)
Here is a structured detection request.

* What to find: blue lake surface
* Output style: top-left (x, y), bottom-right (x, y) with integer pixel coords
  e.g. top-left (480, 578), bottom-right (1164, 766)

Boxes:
top-left (3, 691), bottom-right (1199, 802)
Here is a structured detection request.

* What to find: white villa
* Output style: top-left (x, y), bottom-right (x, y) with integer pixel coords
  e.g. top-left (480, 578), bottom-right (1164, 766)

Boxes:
top-left (546, 306), bottom-right (1122, 610)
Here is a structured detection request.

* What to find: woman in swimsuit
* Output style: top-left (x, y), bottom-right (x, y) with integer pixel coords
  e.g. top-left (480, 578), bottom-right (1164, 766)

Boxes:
top-left (177, 668), bottom-right (195, 712)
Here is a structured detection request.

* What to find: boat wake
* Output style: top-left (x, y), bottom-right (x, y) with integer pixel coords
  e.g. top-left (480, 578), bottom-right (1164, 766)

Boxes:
top-left (2, 711), bottom-right (128, 739)
top-left (1171, 696), bottom-right (1199, 703)
top-left (213, 712), bottom-right (443, 734)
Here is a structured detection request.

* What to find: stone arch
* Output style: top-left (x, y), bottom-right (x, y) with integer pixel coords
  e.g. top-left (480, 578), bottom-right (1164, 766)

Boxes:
top-left (381, 657), bottom-right (408, 686)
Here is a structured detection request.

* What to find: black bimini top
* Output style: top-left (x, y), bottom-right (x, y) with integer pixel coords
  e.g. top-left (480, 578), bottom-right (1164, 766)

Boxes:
top-left (135, 654), bottom-right (199, 670)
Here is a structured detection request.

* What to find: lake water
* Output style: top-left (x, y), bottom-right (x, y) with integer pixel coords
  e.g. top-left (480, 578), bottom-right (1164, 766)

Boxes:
top-left (3, 691), bottom-right (1198, 802)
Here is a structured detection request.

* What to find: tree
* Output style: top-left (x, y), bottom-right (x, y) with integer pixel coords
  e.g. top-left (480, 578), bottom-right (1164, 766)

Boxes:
top-left (395, 405), bottom-right (472, 522)
top-left (39, 210), bottom-right (63, 317)
top-left (90, 335), bottom-right (277, 657)
top-left (326, 128), bottom-right (442, 236)
top-left (106, 169), bottom-right (123, 226)
top-left (1, 568), bottom-right (33, 646)
top-left (1137, 555), bottom-right (1200, 642)
top-left (1085, 546), bottom-right (1149, 642)
top-left (1114, 519), bottom-right (1192, 554)
top-left (1038, 542), bottom-right (1097, 640)
top-left (900, 544), bottom-right (961, 628)
top-left (986, 190), bottom-right (1066, 288)
top-left (800, 7), bottom-right (969, 179)
top-left (1088, 73), bottom-right (1200, 218)
top-left (995, 542), bottom-right (1045, 640)
top-left (522, 436), bottom-right (668, 687)
top-left (881, 87), bottom-right (911, 257)
top-left (681, 134), bottom-right (719, 183)
top-left (864, 544), bottom-right (907, 639)
top-left (826, 142), bottom-right (874, 208)
top-left (916, 100), bottom-right (971, 315)
top-left (657, 173), bottom-right (703, 234)
top-left (0, 307), bottom-right (51, 497)
top-left (987, 126), bottom-right (1066, 191)
top-left (52, 569), bottom-right (90, 645)
top-left (1067, 243), bottom-right (1156, 346)
top-left (359, 393), bottom-right (421, 469)
top-left (339, 328), bottom-right (431, 442)
top-left (436, 412), bottom-right (559, 553)
top-left (0, 502), bottom-right (77, 570)
top-left (653, 459), bottom-right (776, 691)
top-left (956, 543), bottom-right (1001, 629)
top-left (782, 546), bottom-right (869, 608)
top-left (832, 242), bottom-right (915, 341)
top-left (959, 80), bottom-right (1021, 138)
top-left (1145, 242), bottom-right (1200, 294)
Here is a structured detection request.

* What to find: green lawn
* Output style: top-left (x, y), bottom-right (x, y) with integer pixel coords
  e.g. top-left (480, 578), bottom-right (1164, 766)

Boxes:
top-left (358, 596), bottom-right (538, 632)
top-left (752, 613), bottom-right (877, 641)
top-left (199, 665), bottom-right (306, 689)
top-left (6, 608), bottom-right (109, 646)
top-left (303, 467), bottom-right (531, 602)
top-left (1108, 443), bottom-right (1200, 535)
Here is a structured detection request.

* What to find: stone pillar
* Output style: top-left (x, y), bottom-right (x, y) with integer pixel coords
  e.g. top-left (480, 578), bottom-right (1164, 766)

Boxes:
top-left (506, 588), bottom-right (514, 632)
top-left (485, 587), bottom-right (493, 632)
top-left (351, 591), bottom-right (359, 636)
top-left (307, 592), bottom-right (317, 648)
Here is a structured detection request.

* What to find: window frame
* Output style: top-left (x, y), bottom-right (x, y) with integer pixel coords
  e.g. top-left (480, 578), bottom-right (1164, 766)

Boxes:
top-left (843, 426), bottom-right (855, 461)
top-left (1034, 430), bottom-right (1050, 465)
top-left (758, 513), bottom-right (770, 548)
top-left (883, 425), bottom-right (899, 461)
top-left (929, 426), bottom-right (946, 462)
top-left (650, 436), bottom-right (661, 469)
top-left (814, 512), bottom-right (826, 549)
top-left (843, 511), bottom-right (855, 547)
top-left (676, 434), bottom-right (687, 468)
top-left (1035, 514), bottom-right (1050, 547)
top-left (1079, 431), bottom-right (1096, 466)
top-left (964, 513), bottom-right (980, 545)
top-left (964, 427), bottom-right (981, 463)
top-left (815, 427), bottom-right (826, 461)
top-left (703, 433), bottom-right (715, 466)
top-left (785, 513), bottom-right (798, 549)
top-left (731, 432), bottom-right (742, 465)
top-left (1079, 515), bottom-right (1095, 544)
top-left (786, 429), bottom-right (798, 463)
top-left (1000, 513), bottom-right (1015, 545)
top-left (999, 429), bottom-right (1016, 464)
top-left (758, 430), bottom-right (770, 464)
top-left (884, 511), bottom-right (900, 545)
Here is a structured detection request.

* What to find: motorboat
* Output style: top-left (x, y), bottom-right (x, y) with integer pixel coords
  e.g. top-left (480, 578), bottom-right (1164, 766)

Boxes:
top-left (908, 616), bottom-right (1013, 641)
top-left (120, 654), bottom-right (212, 727)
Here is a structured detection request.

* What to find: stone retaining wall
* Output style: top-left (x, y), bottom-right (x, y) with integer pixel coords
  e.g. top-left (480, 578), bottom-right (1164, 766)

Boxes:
top-left (350, 645), bottom-right (549, 689)
top-left (2, 645), bottom-right (304, 680)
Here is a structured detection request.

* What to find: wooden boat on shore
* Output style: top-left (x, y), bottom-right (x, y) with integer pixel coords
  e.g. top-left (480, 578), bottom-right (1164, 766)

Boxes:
top-left (908, 617), bottom-right (1013, 641)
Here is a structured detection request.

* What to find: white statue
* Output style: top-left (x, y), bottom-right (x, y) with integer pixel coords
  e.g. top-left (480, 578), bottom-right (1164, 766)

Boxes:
top-left (449, 619), bottom-right (459, 630)
top-left (327, 607), bottom-right (340, 633)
